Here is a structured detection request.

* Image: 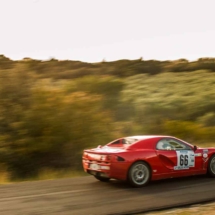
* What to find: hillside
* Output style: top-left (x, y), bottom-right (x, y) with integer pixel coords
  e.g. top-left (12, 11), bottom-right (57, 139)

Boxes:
top-left (0, 55), bottom-right (215, 180)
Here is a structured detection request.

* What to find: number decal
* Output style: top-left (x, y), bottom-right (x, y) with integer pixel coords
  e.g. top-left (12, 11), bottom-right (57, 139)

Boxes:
top-left (184, 155), bottom-right (188, 166)
top-left (180, 155), bottom-right (184, 166)
top-left (174, 151), bottom-right (195, 170)
top-left (180, 154), bottom-right (189, 166)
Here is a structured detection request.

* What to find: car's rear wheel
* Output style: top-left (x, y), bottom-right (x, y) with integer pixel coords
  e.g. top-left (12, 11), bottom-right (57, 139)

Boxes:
top-left (128, 161), bottom-right (151, 187)
top-left (208, 154), bottom-right (215, 177)
top-left (94, 175), bottom-right (110, 182)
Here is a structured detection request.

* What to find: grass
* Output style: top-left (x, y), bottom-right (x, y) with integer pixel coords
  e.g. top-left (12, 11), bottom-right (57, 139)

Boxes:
top-left (36, 168), bottom-right (87, 181)
top-left (0, 169), bottom-right (87, 185)
top-left (0, 170), bottom-right (10, 184)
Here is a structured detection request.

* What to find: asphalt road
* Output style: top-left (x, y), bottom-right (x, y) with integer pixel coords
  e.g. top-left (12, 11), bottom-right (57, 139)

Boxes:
top-left (0, 175), bottom-right (215, 215)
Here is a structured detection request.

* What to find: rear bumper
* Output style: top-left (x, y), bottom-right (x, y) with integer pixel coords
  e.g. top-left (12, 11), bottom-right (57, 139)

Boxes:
top-left (82, 159), bottom-right (130, 180)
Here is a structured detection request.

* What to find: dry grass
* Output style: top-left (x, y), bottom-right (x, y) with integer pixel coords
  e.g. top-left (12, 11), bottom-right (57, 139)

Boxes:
top-left (36, 168), bottom-right (87, 181)
top-left (0, 170), bottom-right (10, 184)
top-left (0, 169), bottom-right (87, 184)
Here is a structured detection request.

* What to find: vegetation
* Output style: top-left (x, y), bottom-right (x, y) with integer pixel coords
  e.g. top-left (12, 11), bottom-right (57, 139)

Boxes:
top-left (0, 54), bottom-right (215, 181)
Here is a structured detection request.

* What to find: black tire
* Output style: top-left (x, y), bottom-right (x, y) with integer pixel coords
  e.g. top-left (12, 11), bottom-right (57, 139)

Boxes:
top-left (128, 161), bottom-right (151, 187)
top-left (94, 175), bottom-right (110, 182)
top-left (208, 154), bottom-right (215, 177)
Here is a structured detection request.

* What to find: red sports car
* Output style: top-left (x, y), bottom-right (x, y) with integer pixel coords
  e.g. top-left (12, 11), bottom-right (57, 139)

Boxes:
top-left (82, 135), bottom-right (215, 187)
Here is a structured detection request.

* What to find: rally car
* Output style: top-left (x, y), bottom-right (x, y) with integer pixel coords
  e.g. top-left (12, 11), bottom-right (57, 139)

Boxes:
top-left (82, 135), bottom-right (215, 187)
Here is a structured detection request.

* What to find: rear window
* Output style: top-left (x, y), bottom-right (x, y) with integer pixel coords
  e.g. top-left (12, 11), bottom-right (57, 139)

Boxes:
top-left (122, 138), bottom-right (138, 145)
top-left (107, 137), bottom-right (140, 147)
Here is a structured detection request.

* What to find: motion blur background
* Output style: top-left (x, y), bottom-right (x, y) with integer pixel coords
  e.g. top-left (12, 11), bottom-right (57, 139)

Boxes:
top-left (0, 0), bottom-right (215, 182)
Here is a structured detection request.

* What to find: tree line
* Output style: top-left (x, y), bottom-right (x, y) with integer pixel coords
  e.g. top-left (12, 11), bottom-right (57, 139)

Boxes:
top-left (0, 54), bottom-right (215, 180)
top-left (1, 55), bottom-right (215, 78)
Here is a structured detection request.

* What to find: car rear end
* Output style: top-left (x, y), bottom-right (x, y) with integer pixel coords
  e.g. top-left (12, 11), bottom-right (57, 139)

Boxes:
top-left (82, 149), bottom-right (129, 180)
top-left (82, 152), bottom-right (111, 178)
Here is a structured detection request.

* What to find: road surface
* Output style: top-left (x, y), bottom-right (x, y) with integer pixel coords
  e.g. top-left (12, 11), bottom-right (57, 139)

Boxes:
top-left (0, 175), bottom-right (215, 215)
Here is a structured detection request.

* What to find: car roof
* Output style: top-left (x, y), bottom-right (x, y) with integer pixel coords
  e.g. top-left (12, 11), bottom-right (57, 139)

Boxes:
top-left (126, 135), bottom-right (170, 140)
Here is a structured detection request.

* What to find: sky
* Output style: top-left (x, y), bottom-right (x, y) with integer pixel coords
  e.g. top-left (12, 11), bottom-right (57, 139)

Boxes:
top-left (0, 0), bottom-right (215, 62)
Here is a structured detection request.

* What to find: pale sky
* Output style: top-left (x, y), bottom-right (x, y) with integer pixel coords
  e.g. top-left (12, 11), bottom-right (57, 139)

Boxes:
top-left (1, 0), bottom-right (215, 62)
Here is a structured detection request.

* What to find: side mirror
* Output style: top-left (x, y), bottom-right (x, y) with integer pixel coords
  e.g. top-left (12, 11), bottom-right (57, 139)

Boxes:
top-left (193, 145), bottom-right (197, 151)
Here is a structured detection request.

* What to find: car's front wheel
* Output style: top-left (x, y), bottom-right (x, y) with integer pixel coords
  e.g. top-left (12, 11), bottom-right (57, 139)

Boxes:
top-left (94, 175), bottom-right (110, 182)
top-left (208, 154), bottom-right (215, 177)
top-left (128, 161), bottom-right (151, 187)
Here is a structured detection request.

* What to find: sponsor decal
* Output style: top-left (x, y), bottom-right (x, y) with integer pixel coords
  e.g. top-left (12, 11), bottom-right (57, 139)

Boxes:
top-left (174, 166), bottom-right (189, 170)
top-left (203, 149), bottom-right (209, 162)
top-left (203, 153), bottom-right (208, 158)
top-left (194, 153), bottom-right (202, 157)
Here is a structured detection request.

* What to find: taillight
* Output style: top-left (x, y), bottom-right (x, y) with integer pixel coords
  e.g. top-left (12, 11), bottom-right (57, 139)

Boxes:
top-left (83, 152), bottom-right (88, 158)
top-left (107, 155), bottom-right (111, 160)
top-left (100, 155), bottom-right (111, 161)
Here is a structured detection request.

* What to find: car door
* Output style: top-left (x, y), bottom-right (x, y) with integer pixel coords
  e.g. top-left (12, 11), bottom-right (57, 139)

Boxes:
top-left (156, 138), bottom-right (196, 176)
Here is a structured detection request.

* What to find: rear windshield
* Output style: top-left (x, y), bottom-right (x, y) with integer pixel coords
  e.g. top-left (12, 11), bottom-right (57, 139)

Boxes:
top-left (122, 138), bottom-right (138, 145)
top-left (108, 137), bottom-right (139, 146)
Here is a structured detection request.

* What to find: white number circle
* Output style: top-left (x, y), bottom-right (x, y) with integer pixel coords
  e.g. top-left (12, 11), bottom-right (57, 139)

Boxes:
top-left (203, 153), bottom-right (208, 158)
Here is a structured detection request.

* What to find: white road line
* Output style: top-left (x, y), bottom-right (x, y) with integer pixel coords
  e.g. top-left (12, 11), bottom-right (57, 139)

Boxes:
top-left (0, 189), bottom-right (91, 202)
